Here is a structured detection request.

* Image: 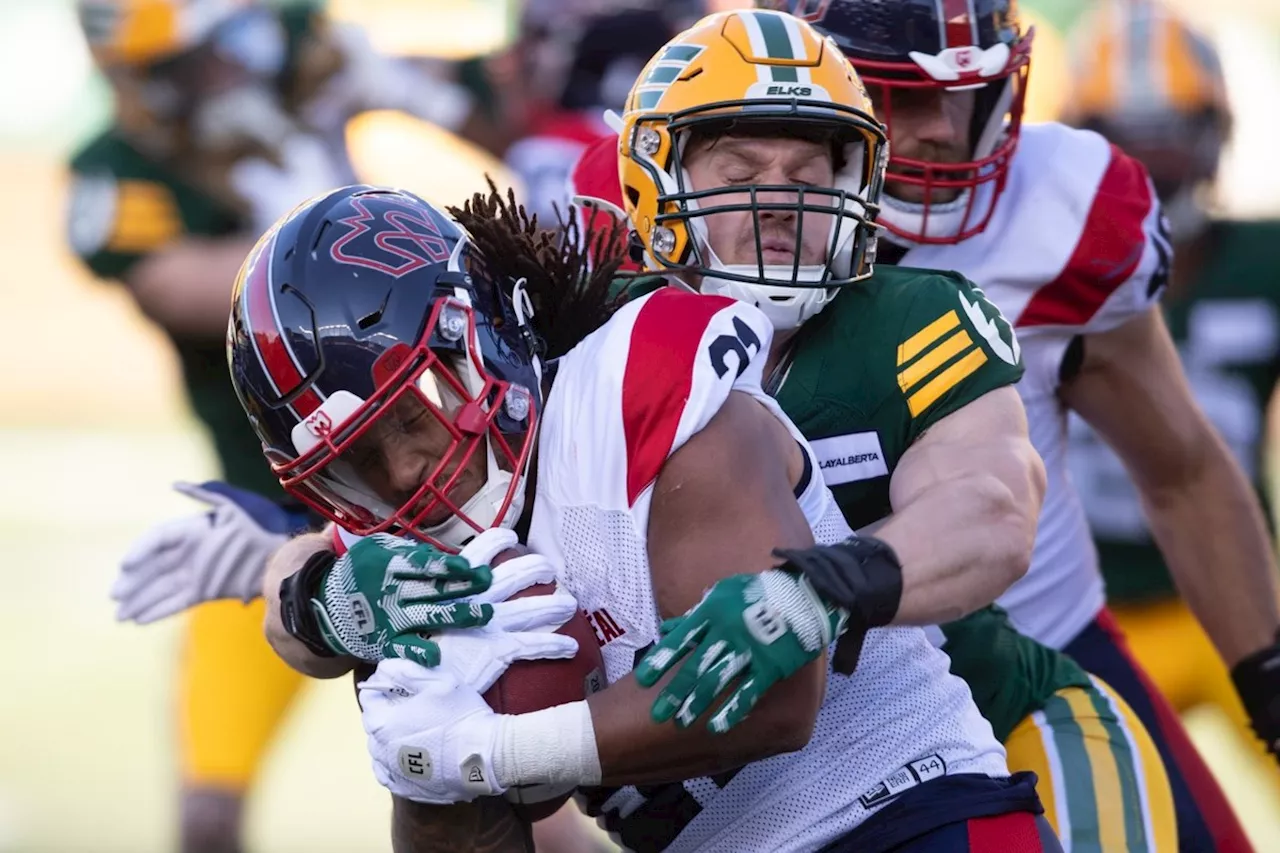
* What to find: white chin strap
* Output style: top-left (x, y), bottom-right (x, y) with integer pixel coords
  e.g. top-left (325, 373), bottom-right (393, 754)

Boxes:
top-left (697, 251), bottom-right (835, 331)
top-left (422, 456), bottom-right (523, 550)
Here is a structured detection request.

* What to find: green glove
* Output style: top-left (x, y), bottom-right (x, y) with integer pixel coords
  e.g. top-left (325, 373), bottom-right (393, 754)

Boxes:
top-left (635, 570), bottom-right (847, 733)
top-left (311, 533), bottom-right (495, 666)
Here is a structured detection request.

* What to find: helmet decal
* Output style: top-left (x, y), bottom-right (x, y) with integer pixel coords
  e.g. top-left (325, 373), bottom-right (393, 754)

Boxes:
top-left (633, 45), bottom-right (706, 111)
top-left (329, 195), bottom-right (454, 279)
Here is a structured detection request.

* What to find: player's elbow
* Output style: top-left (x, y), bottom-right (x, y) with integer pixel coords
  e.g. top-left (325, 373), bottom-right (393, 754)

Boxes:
top-left (1133, 415), bottom-right (1220, 503)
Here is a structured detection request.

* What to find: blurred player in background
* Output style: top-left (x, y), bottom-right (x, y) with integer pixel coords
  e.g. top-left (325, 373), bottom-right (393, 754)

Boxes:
top-left (66, 1), bottom-right (497, 850)
top-left (1064, 0), bottom-right (1280, 804)
top-left (499, 3), bottom-right (678, 222)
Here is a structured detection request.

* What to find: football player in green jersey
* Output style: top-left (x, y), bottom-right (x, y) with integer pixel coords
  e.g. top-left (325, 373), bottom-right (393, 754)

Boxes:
top-left (70, 2), bottom-right (494, 850)
top-left (1064, 2), bottom-right (1280, 797)
top-left (560, 13), bottom-right (1177, 850)
top-left (573, 135), bottom-right (1177, 853)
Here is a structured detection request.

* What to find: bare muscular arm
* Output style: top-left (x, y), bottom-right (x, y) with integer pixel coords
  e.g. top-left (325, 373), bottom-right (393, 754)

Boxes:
top-left (586, 391), bottom-right (825, 785)
top-left (874, 386), bottom-right (1046, 624)
top-left (1062, 307), bottom-right (1280, 665)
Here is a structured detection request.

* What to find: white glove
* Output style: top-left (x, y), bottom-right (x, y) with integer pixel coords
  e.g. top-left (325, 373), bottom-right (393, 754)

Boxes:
top-left (460, 528), bottom-right (567, 607)
top-left (445, 586), bottom-right (581, 689)
top-left (359, 589), bottom-right (581, 804)
top-left (361, 659), bottom-right (506, 803)
top-left (112, 482), bottom-right (305, 624)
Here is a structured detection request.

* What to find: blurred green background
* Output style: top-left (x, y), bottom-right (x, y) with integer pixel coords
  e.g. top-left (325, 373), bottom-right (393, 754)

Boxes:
top-left (0, 1), bottom-right (1277, 851)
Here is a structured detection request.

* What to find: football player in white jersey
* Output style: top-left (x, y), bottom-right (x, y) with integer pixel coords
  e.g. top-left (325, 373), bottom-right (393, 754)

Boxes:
top-left (227, 12), bottom-right (1056, 852)
top-left (712, 2), bottom-right (1277, 850)
top-left (1063, 0), bottom-right (1280, 807)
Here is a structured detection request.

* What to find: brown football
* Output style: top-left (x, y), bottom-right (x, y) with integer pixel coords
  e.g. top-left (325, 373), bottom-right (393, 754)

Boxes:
top-left (482, 545), bottom-right (606, 822)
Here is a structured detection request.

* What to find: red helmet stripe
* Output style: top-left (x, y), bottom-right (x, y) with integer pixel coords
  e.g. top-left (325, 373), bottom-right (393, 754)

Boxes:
top-left (241, 229), bottom-right (323, 417)
top-left (942, 0), bottom-right (977, 48)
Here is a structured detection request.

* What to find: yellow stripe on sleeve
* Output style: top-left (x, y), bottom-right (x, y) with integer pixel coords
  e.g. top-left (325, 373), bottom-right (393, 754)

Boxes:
top-left (897, 310), bottom-right (959, 366)
top-left (897, 329), bottom-right (974, 395)
top-left (906, 348), bottom-right (988, 417)
top-left (108, 180), bottom-right (182, 253)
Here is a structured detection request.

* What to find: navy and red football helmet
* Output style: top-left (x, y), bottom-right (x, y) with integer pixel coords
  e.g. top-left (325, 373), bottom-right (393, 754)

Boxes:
top-left (771, 0), bottom-right (1033, 245)
top-left (227, 186), bottom-right (542, 549)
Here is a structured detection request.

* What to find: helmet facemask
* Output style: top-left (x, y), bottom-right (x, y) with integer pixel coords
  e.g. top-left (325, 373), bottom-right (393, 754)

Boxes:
top-left (632, 101), bottom-right (886, 329)
top-left (855, 35), bottom-right (1033, 245)
top-left (268, 290), bottom-right (539, 552)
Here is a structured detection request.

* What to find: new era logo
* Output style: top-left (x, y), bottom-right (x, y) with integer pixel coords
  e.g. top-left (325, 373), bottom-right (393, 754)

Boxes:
top-left (460, 754), bottom-right (492, 794)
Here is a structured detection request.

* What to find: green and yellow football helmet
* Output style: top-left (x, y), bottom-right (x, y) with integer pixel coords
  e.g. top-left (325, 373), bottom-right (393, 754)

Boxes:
top-left (617, 8), bottom-right (888, 328)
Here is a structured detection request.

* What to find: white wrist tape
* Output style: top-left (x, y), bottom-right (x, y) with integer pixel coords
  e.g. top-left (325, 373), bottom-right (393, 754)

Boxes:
top-left (493, 701), bottom-right (601, 789)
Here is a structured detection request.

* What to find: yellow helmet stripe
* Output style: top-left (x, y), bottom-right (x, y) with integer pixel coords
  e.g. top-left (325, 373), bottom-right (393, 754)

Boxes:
top-left (1075, 0), bottom-right (1225, 118)
top-left (1162, 17), bottom-right (1222, 110)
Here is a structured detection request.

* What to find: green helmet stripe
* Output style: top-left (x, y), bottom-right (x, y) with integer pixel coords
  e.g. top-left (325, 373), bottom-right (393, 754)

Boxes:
top-left (755, 12), bottom-right (796, 60)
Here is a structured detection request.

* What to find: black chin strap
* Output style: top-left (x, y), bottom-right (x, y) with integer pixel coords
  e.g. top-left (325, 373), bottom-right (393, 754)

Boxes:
top-left (876, 241), bottom-right (908, 266)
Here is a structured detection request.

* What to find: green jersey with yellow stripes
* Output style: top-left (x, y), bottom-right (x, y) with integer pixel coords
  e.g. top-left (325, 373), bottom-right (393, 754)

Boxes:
top-left (774, 264), bottom-right (1092, 742)
top-left (774, 264), bottom-right (1019, 526)
top-left (64, 6), bottom-right (325, 496)
top-left (67, 131), bottom-right (277, 495)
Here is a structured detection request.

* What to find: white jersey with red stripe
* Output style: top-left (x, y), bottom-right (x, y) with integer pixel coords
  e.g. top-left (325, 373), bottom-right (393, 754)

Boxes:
top-left (894, 122), bottom-right (1171, 649)
top-left (530, 286), bottom-right (1006, 852)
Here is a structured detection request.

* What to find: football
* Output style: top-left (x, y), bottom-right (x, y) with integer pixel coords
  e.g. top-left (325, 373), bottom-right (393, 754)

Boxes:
top-left (482, 546), bottom-right (606, 822)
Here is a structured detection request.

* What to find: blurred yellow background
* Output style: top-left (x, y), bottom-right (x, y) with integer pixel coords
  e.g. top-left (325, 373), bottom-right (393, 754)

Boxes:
top-left (1, 1), bottom-right (1278, 851)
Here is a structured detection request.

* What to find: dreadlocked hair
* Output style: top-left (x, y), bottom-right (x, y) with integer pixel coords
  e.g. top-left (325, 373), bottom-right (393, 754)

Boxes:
top-left (448, 178), bottom-right (631, 360)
